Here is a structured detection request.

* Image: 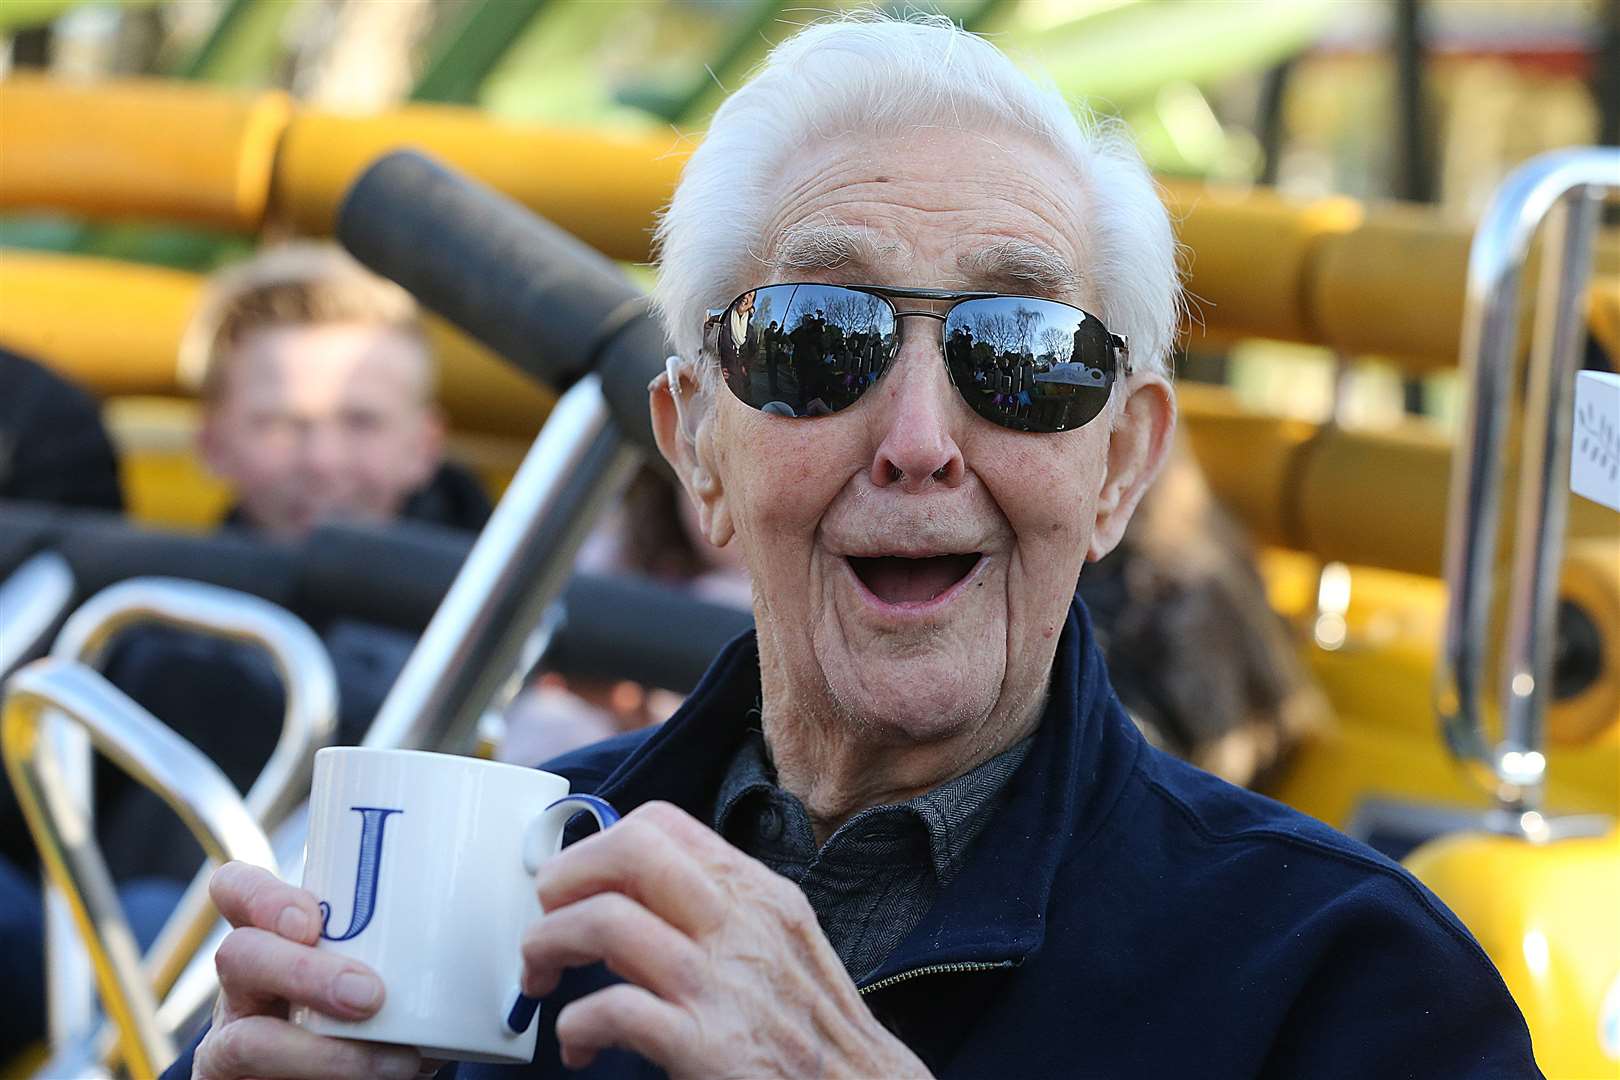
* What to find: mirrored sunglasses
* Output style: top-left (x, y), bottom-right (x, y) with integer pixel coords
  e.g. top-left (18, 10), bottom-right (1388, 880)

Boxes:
top-left (704, 283), bottom-right (1130, 434)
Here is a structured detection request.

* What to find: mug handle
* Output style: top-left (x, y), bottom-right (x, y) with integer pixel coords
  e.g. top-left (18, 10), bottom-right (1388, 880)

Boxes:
top-left (506, 794), bottom-right (620, 1035)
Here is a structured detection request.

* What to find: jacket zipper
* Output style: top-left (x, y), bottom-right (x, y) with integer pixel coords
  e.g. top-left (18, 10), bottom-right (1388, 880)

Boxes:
top-left (858, 960), bottom-right (1015, 996)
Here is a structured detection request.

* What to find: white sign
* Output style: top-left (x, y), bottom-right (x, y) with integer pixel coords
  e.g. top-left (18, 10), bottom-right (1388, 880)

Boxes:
top-left (1572, 371), bottom-right (1620, 513)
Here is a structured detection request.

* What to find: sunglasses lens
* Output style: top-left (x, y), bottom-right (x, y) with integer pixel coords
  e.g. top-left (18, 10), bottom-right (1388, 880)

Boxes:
top-left (944, 297), bottom-right (1117, 433)
top-left (718, 285), bottom-right (896, 417)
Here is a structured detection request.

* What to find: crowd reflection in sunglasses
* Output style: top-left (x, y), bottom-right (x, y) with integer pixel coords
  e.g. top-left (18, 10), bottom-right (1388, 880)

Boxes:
top-left (734, 294), bottom-right (1110, 424)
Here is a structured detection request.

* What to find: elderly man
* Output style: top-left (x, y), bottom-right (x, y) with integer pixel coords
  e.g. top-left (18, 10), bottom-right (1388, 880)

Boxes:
top-left (169, 17), bottom-right (1537, 1080)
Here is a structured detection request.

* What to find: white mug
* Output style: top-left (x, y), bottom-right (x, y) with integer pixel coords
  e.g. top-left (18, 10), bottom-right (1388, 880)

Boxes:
top-left (290, 747), bottom-right (618, 1064)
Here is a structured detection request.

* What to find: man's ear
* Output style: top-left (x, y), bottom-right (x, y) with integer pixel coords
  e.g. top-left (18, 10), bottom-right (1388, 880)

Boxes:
top-left (650, 358), bottom-right (734, 547)
top-left (1087, 374), bottom-right (1176, 561)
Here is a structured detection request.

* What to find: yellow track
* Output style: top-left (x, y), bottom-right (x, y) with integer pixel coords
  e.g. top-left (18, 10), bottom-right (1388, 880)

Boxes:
top-left (3, 75), bottom-right (1616, 370)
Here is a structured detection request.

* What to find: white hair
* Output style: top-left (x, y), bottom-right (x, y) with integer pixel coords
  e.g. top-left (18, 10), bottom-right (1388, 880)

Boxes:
top-left (652, 13), bottom-right (1181, 383)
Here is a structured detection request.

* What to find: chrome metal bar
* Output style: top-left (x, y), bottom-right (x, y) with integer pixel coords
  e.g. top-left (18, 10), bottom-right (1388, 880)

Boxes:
top-left (363, 375), bottom-right (639, 753)
top-left (93, 806), bottom-right (313, 1066)
top-left (51, 577), bottom-right (338, 839)
top-left (0, 551), bottom-right (74, 679)
top-left (1437, 145), bottom-right (1620, 812)
top-left (43, 579), bottom-right (337, 1053)
top-left (2, 659), bottom-right (277, 1080)
top-left (1500, 185), bottom-right (1604, 801)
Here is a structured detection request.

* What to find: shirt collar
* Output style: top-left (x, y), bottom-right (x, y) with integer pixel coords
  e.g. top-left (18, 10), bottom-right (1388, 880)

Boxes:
top-left (907, 737), bottom-right (1033, 883)
top-left (712, 725), bottom-right (1033, 884)
top-left (711, 715), bottom-right (774, 838)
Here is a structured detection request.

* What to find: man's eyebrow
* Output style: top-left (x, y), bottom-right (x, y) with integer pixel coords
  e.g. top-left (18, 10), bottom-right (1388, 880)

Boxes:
top-left (763, 222), bottom-right (904, 275)
top-left (959, 240), bottom-right (1081, 296)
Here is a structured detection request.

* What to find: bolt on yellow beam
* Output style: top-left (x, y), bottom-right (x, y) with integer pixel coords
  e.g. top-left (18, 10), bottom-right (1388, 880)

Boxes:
top-left (1309, 200), bottom-right (1478, 371)
top-left (1178, 383), bottom-right (1618, 577)
top-left (1162, 180), bottom-right (1365, 347)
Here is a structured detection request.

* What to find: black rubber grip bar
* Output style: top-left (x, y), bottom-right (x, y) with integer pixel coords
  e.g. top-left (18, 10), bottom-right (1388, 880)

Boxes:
top-left (0, 502), bottom-right (748, 694)
top-left (542, 574), bottom-right (752, 691)
top-left (335, 150), bottom-right (669, 452)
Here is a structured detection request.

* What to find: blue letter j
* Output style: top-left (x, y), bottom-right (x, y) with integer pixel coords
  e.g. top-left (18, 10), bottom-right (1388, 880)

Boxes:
top-left (319, 806), bottom-right (402, 942)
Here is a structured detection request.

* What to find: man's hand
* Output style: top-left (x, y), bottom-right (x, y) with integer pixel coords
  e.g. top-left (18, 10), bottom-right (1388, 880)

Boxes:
top-left (192, 862), bottom-right (423, 1080)
top-left (522, 801), bottom-right (932, 1078)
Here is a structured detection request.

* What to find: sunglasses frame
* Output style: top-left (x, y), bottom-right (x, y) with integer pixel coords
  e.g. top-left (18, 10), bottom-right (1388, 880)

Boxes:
top-left (703, 283), bottom-right (1131, 431)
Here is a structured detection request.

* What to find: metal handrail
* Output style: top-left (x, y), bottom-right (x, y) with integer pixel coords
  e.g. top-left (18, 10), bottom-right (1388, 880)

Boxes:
top-left (41, 579), bottom-right (336, 1059)
top-left (1437, 146), bottom-right (1619, 816)
top-left (2, 659), bottom-right (277, 1080)
top-left (0, 551), bottom-right (74, 679)
top-left (82, 807), bottom-right (316, 1072)
top-left (362, 374), bottom-right (638, 753)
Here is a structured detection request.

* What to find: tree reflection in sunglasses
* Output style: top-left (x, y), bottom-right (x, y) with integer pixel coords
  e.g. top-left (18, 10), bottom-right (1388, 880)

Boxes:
top-left (735, 287), bottom-right (1111, 426)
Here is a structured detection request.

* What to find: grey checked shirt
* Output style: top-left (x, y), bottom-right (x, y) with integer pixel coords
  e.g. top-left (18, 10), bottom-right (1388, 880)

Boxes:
top-left (712, 726), bottom-right (1033, 983)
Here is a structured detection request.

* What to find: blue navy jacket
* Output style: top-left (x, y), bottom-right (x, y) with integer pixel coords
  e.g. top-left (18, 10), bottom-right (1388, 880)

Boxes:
top-left (166, 599), bottom-right (1539, 1079)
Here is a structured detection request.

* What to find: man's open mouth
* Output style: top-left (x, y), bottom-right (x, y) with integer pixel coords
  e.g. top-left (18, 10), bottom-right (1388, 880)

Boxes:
top-left (846, 553), bottom-right (982, 605)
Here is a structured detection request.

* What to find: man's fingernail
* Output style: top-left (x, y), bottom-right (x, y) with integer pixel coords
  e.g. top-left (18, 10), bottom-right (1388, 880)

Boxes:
top-left (374, 1048), bottom-right (419, 1079)
top-left (276, 905), bottom-right (311, 940)
top-left (334, 971), bottom-right (382, 1011)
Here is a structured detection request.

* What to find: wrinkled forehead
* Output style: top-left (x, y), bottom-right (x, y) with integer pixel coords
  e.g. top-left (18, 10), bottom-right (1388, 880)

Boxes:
top-left (750, 127), bottom-right (1094, 303)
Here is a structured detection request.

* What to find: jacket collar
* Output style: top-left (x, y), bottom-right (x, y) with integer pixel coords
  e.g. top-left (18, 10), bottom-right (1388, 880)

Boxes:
top-left (588, 631), bottom-right (765, 817)
top-left (588, 596), bottom-right (1141, 980)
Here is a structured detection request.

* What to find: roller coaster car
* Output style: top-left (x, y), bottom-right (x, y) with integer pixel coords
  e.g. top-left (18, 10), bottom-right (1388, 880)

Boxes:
top-left (1268, 150), bottom-right (1619, 1079)
top-left (2, 137), bottom-right (1617, 1077)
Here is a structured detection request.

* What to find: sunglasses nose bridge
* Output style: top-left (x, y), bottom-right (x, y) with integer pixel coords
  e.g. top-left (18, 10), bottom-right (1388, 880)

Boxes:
top-left (883, 312), bottom-right (968, 418)
top-left (891, 309), bottom-right (972, 409)
top-left (889, 307), bottom-right (951, 361)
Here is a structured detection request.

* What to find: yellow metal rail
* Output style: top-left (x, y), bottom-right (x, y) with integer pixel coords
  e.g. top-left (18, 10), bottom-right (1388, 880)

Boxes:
top-left (0, 250), bottom-right (553, 438)
top-left (3, 76), bottom-right (1615, 368)
top-left (273, 106), bottom-right (690, 264)
top-left (0, 77), bottom-right (291, 231)
top-left (0, 252), bottom-right (199, 398)
top-left (1177, 383), bottom-right (1617, 577)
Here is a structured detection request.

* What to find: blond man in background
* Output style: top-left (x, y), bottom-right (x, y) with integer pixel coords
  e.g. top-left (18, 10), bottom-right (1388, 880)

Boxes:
top-left (186, 244), bottom-right (484, 538)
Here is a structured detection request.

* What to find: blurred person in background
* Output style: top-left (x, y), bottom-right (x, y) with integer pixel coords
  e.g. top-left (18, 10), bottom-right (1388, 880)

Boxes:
top-left (1078, 439), bottom-right (1328, 790)
top-left (0, 346), bottom-right (126, 874)
top-left (188, 243), bottom-right (488, 537)
top-left (0, 345), bottom-right (124, 513)
top-left (0, 346), bottom-right (126, 1065)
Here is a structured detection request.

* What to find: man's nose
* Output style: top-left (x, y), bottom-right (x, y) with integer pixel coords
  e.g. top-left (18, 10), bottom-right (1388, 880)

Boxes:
top-left (868, 322), bottom-right (967, 493)
top-left (299, 421), bottom-right (348, 475)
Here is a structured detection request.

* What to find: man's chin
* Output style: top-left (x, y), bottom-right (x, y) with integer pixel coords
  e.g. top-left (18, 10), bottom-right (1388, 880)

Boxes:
top-left (826, 663), bottom-right (1000, 745)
